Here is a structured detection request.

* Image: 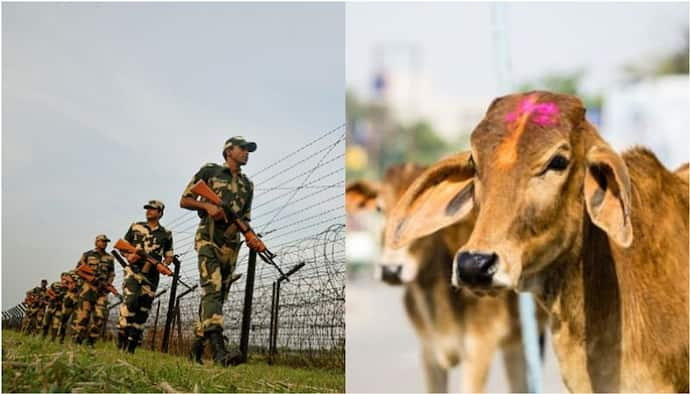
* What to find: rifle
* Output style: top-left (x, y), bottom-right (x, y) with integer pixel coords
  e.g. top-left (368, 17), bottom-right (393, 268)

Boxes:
top-left (47, 288), bottom-right (58, 299)
top-left (113, 249), bottom-right (192, 289)
top-left (113, 239), bottom-right (173, 276)
top-left (190, 179), bottom-right (289, 281)
top-left (76, 264), bottom-right (120, 297)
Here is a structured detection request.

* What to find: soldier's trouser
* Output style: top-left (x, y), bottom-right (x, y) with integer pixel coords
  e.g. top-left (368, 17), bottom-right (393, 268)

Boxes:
top-left (42, 303), bottom-right (61, 335)
top-left (72, 284), bottom-right (108, 341)
top-left (118, 273), bottom-right (155, 343)
top-left (57, 289), bottom-right (80, 337)
top-left (35, 304), bottom-right (46, 332)
top-left (23, 308), bottom-right (39, 333)
top-left (195, 241), bottom-right (239, 336)
top-left (21, 309), bottom-right (36, 333)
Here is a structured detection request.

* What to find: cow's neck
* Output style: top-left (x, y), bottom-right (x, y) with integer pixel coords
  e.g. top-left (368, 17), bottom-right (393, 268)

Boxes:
top-left (531, 220), bottom-right (622, 392)
top-left (532, 163), bottom-right (688, 392)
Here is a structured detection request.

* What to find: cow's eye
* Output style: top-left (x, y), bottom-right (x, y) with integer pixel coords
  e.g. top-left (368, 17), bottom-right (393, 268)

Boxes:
top-left (546, 155), bottom-right (569, 172)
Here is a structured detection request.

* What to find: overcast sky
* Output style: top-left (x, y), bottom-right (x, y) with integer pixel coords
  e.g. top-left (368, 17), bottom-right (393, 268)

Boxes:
top-left (2, 3), bottom-right (344, 308)
top-left (347, 2), bottom-right (689, 98)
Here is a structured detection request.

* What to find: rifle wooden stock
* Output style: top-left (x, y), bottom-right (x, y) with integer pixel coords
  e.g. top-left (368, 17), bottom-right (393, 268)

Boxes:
top-left (191, 180), bottom-right (289, 280)
top-left (190, 180), bottom-right (249, 232)
top-left (113, 239), bottom-right (173, 276)
top-left (105, 284), bottom-right (120, 297)
top-left (76, 264), bottom-right (96, 283)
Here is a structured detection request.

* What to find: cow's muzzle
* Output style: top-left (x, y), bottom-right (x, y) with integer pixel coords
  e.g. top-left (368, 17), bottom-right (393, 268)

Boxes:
top-left (455, 251), bottom-right (497, 286)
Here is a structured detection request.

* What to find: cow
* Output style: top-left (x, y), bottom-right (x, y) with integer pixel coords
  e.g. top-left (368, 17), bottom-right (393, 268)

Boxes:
top-left (385, 91), bottom-right (689, 392)
top-left (347, 163), bottom-right (547, 393)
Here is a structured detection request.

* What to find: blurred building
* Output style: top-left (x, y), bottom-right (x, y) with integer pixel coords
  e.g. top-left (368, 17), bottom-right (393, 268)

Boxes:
top-left (373, 69), bottom-right (491, 142)
top-left (601, 75), bottom-right (689, 169)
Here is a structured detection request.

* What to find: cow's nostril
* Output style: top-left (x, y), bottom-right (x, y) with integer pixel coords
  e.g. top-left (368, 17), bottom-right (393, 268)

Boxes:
top-left (456, 251), bottom-right (498, 285)
top-left (380, 265), bottom-right (403, 285)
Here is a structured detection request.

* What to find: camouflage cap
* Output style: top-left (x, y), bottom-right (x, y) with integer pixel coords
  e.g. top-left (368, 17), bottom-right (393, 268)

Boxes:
top-left (95, 234), bottom-right (111, 242)
top-left (223, 136), bottom-right (257, 153)
top-left (144, 200), bottom-right (165, 211)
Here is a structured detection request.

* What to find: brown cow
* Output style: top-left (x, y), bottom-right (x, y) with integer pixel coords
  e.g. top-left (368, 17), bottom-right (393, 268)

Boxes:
top-left (386, 92), bottom-right (689, 392)
top-left (348, 163), bottom-right (547, 392)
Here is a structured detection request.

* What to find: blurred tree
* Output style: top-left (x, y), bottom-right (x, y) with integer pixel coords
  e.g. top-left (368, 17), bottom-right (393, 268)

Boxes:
top-left (405, 121), bottom-right (448, 164)
top-left (623, 29), bottom-right (689, 79)
top-left (654, 29), bottom-right (689, 75)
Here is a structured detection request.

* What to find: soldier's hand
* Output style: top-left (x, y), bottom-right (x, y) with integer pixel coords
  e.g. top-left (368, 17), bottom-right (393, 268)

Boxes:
top-left (164, 256), bottom-right (173, 265)
top-left (126, 252), bottom-right (141, 264)
top-left (206, 204), bottom-right (226, 221)
top-left (245, 231), bottom-right (266, 252)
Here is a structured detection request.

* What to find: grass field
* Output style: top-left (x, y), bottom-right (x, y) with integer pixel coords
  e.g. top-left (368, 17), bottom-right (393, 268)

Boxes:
top-left (2, 330), bottom-right (344, 393)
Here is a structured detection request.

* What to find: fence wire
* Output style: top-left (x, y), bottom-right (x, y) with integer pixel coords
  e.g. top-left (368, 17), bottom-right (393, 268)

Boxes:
top-left (3, 123), bottom-right (346, 367)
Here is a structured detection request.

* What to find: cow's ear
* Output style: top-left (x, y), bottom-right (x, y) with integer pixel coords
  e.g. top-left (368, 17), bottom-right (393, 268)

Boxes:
top-left (346, 180), bottom-right (380, 213)
top-left (584, 144), bottom-right (633, 247)
top-left (385, 152), bottom-right (475, 249)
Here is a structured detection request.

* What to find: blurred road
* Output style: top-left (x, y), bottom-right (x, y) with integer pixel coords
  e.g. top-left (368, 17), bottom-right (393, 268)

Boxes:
top-left (346, 274), bottom-right (568, 393)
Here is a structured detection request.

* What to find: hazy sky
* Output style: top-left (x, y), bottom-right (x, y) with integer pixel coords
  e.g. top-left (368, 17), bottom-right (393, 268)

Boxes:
top-left (347, 2), bottom-right (689, 98)
top-left (2, 3), bottom-right (344, 308)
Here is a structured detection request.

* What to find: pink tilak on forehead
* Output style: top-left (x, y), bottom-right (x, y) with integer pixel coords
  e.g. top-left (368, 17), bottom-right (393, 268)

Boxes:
top-left (505, 95), bottom-right (560, 127)
top-left (496, 94), bottom-right (560, 167)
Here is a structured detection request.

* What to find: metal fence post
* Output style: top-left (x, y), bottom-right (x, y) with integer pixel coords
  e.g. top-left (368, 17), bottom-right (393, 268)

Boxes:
top-left (239, 248), bottom-right (257, 363)
top-left (162, 256), bottom-right (182, 353)
top-left (267, 261), bottom-right (305, 364)
top-left (151, 300), bottom-right (161, 350)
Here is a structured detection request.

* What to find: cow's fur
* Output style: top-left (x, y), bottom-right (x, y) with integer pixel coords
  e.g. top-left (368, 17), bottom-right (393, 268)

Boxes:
top-left (386, 92), bottom-right (689, 392)
top-left (348, 163), bottom-right (547, 392)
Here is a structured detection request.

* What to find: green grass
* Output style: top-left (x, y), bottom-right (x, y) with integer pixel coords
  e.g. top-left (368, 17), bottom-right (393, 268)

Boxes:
top-left (2, 330), bottom-right (344, 393)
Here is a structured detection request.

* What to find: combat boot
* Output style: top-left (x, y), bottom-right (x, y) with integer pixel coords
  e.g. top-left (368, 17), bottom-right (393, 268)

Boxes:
top-left (42, 325), bottom-right (49, 338)
top-left (117, 329), bottom-right (127, 350)
top-left (86, 337), bottom-right (95, 348)
top-left (72, 335), bottom-right (83, 345)
top-left (188, 336), bottom-right (205, 364)
top-left (207, 331), bottom-right (233, 367)
top-left (126, 328), bottom-right (140, 354)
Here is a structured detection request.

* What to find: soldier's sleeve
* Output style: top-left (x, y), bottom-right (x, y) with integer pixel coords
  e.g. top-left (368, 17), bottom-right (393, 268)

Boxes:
top-left (124, 223), bottom-right (135, 244)
top-left (75, 252), bottom-right (87, 269)
top-left (163, 231), bottom-right (174, 258)
top-left (181, 164), bottom-right (213, 199)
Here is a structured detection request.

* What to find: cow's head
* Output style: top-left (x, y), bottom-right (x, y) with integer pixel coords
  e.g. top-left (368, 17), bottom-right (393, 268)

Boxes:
top-left (346, 163), bottom-right (434, 284)
top-left (386, 91), bottom-right (633, 291)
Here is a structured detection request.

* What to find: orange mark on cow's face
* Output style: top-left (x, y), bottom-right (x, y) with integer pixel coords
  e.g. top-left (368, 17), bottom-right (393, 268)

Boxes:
top-left (496, 108), bottom-right (532, 167)
top-left (495, 94), bottom-right (560, 168)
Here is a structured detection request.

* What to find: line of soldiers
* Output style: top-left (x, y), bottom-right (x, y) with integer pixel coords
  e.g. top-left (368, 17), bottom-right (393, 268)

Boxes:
top-left (20, 234), bottom-right (115, 345)
top-left (18, 136), bottom-right (264, 366)
top-left (19, 201), bottom-right (172, 353)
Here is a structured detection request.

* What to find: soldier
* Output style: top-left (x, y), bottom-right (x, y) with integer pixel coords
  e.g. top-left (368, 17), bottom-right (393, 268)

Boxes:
top-left (116, 200), bottom-right (173, 353)
top-left (20, 291), bottom-right (35, 333)
top-left (55, 269), bottom-right (82, 343)
top-left (72, 234), bottom-right (115, 346)
top-left (180, 136), bottom-right (265, 366)
top-left (41, 274), bottom-right (69, 338)
top-left (23, 280), bottom-right (47, 334)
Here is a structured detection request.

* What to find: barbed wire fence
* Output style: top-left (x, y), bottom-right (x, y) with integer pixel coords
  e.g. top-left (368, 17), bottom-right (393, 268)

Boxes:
top-left (3, 123), bottom-right (346, 368)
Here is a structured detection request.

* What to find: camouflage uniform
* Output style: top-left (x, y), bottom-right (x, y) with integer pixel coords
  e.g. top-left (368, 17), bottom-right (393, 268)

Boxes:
top-left (117, 216), bottom-right (173, 350)
top-left (20, 291), bottom-right (36, 333)
top-left (24, 285), bottom-right (47, 334)
top-left (42, 280), bottom-right (67, 338)
top-left (56, 270), bottom-right (82, 343)
top-left (182, 161), bottom-right (253, 337)
top-left (72, 245), bottom-right (115, 344)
